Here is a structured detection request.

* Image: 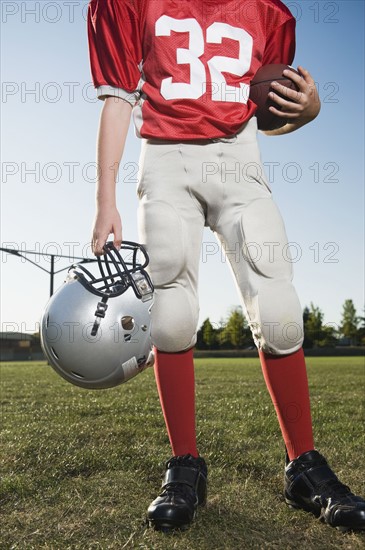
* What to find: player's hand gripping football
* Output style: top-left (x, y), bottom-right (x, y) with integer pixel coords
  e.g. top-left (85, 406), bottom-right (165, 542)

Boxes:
top-left (267, 66), bottom-right (321, 134)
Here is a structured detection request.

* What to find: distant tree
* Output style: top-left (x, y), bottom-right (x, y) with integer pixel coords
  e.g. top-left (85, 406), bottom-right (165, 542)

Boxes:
top-left (340, 299), bottom-right (359, 345)
top-left (302, 306), bottom-right (312, 348)
top-left (356, 309), bottom-right (365, 345)
top-left (196, 319), bottom-right (205, 349)
top-left (319, 324), bottom-right (338, 348)
top-left (303, 303), bottom-right (336, 347)
top-left (196, 318), bottom-right (218, 349)
top-left (201, 318), bottom-right (217, 349)
top-left (220, 307), bottom-right (248, 348)
top-left (196, 323), bottom-right (204, 349)
top-left (303, 306), bottom-right (310, 325)
top-left (304, 303), bottom-right (323, 348)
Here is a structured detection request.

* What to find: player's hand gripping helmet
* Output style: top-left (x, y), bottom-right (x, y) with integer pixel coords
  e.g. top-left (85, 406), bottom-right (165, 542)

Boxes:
top-left (40, 241), bottom-right (154, 389)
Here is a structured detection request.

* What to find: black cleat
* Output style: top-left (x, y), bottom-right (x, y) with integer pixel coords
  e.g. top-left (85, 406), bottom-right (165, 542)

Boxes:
top-left (147, 454), bottom-right (207, 531)
top-left (284, 449), bottom-right (365, 531)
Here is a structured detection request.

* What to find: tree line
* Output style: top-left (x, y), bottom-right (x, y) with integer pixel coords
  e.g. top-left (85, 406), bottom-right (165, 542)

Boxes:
top-left (196, 299), bottom-right (365, 350)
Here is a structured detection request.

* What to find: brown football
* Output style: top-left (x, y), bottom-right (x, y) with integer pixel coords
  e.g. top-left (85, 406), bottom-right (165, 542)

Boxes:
top-left (249, 64), bottom-right (300, 131)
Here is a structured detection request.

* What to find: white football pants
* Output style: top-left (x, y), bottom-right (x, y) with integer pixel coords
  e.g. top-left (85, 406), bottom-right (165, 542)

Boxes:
top-left (137, 117), bottom-right (304, 355)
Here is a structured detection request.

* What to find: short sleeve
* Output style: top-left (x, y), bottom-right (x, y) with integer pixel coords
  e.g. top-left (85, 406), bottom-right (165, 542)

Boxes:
top-left (87, 0), bottom-right (142, 105)
top-left (262, 17), bottom-right (296, 66)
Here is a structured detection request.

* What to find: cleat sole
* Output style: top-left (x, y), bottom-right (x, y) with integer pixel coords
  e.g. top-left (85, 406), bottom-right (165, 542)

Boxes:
top-left (148, 519), bottom-right (191, 532)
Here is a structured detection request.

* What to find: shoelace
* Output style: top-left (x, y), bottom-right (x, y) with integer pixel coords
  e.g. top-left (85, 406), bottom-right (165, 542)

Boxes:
top-left (166, 454), bottom-right (206, 472)
top-left (160, 482), bottom-right (197, 504)
top-left (316, 478), bottom-right (352, 500)
top-left (166, 455), bottom-right (193, 468)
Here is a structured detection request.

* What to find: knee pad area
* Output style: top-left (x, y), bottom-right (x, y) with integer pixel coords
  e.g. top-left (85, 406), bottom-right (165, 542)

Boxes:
top-left (238, 198), bottom-right (293, 280)
top-left (248, 279), bottom-right (304, 355)
top-left (150, 287), bottom-right (198, 353)
top-left (139, 200), bottom-right (186, 286)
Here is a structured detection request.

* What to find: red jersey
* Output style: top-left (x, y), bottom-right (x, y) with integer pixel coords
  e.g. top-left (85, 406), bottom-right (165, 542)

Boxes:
top-left (87, 0), bottom-right (295, 140)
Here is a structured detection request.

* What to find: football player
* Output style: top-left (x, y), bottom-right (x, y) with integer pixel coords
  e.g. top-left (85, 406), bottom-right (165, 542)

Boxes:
top-left (87, 0), bottom-right (365, 532)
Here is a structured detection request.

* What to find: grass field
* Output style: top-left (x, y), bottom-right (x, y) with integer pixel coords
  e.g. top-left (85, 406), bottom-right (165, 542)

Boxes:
top-left (1, 357), bottom-right (364, 549)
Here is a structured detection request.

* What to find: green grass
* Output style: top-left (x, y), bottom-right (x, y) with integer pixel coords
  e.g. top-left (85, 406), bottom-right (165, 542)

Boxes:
top-left (1, 357), bottom-right (364, 549)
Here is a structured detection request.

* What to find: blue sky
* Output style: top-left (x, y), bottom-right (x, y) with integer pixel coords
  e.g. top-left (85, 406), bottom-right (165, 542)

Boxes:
top-left (1, 1), bottom-right (364, 334)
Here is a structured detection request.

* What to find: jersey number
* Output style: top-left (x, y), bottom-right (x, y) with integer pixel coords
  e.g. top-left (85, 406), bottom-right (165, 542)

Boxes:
top-left (155, 16), bottom-right (253, 104)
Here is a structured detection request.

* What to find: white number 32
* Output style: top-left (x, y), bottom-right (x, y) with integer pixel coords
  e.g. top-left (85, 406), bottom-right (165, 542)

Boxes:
top-left (155, 16), bottom-right (253, 104)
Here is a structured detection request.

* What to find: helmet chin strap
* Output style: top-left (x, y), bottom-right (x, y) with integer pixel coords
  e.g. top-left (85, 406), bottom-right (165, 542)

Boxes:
top-left (91, 294), bottom-right (110, 337)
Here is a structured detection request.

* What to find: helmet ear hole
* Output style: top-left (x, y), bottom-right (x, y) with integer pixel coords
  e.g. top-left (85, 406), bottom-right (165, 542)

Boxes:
top-left (121, 316), bottom-right (135, 330)
top-left (46, 315), bottom-right (50, 328)
top-left (124, 334), bottom-right (132, 342)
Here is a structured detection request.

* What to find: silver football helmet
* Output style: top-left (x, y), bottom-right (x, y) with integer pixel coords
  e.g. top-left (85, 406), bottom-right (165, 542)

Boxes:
top-left (40, 241), bottom-right (154, 389)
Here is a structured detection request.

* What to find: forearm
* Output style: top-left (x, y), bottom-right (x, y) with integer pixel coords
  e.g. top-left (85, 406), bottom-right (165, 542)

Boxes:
top-left (96, 97), bottom-right (132, 208)
top-left (262, 119), bottom-right (309, 136)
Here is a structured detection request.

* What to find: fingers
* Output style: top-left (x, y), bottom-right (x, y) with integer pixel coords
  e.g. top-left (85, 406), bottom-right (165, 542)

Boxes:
top-left (268, 104), bottom-right (300, 119)
top-left (281, 66), bottom-right (314, 90)
top-left (111, 212), bottom-right (123, 251)
top-left (296, 66), bottom-right (315, 86)
top-left (296, 66), bottom-right (321, 110)
top-left (92, 233), bottom-right (108, 257)
top-left (270, 81), bottom-right (303, 103)
top-left (269, 66), bottom-right (320, 120)
top-left (113, 222), bottom-right (123, 251)
top-left (92, 233), bottom-right (122, 256)
top-left (282, 67), bottom-right (304, 89)
top-left (282, 67), bottom-right (319, 102)
top-left (269, 82), bottom-right (303, 119)
top-left (91, 216), bottom-right (123, 257)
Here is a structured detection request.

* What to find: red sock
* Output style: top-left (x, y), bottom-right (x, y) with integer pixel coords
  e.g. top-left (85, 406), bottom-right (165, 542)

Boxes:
top-left (259, 348), bottom-right (314, 461)
top-left (154, 347), bottom-right (198, 457)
